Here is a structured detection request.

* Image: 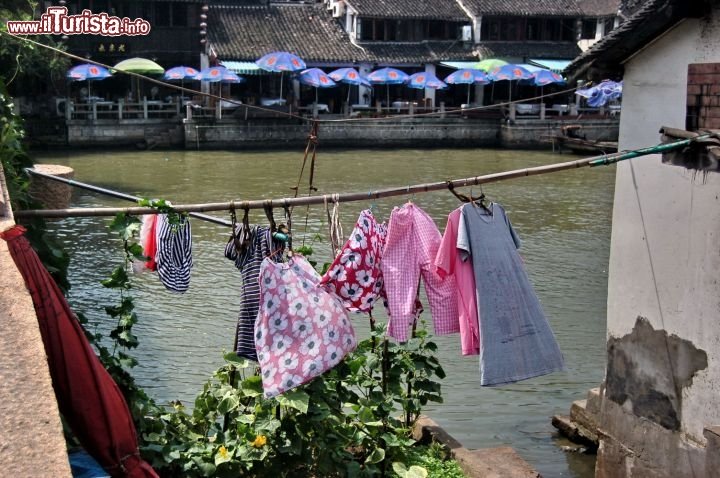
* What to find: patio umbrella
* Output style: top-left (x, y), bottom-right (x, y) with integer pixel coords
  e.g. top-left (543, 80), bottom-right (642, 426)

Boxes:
top-left (406, 72), bottom-right (447, 90)
top-left (113, 57), bottom-right (164, 101)
top-left (476, 58), bottom-right (508, 73)
top-left (367, 67), bottom-right (409, 111)
top-left (328, 67), bottom-right (371, 104)
top-left (67, 63), bottom-right (112, 101)
top-left (530, 69), bottom-right (566, 104)
top-left (576, 80), bottom-right (622, 107)
top-left (255, 51), bottom-right (306, 101)
top-left (195, 66), bottom-right (245, 104)
top-left (162, 66), bottom-right (199, 94)
top-left (298, 67), bottom-right (337, 105)
top-left (488, 64), bottom-right (534, 103)
top-left (443, 68), bottom-right (489, 105)
top-left (0, 226), bottom-right (158, 478)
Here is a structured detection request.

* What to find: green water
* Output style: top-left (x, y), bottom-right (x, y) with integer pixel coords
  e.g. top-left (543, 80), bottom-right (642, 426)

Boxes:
top-left (36, 147), bottom-right (614, 477)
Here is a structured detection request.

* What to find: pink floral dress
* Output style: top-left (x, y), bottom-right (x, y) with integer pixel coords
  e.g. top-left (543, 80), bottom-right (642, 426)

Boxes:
top-left (320, 209), bottom-right (387, 313)
top-left (255, 255), bottom-right (357, 397)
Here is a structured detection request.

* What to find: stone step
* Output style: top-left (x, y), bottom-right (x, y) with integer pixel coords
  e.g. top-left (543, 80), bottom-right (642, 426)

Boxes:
top-left (586, 387), bottom-right (601, 416)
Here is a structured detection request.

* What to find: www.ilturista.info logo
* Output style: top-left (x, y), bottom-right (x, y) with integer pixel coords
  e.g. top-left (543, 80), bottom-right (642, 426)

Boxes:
top-left (7, 7), bottom-right (151, 36)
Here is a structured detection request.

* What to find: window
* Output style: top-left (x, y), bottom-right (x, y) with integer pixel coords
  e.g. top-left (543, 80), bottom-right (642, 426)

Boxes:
top-left (581, 19), bottom-right (596, 39)
top-left (155, 3), bottom-right (170, 27)
top-left (526, 19), bottom-right (539, 40)
top-left (561, 19), bottom-right (576, 41)
top-left (428, 20), bottom-right (444, 40)
top-left (481, 18), bottom-right (501, 40)
top-left (604, 17), bottom-right (615, 35)
top-left (172, 3), bottom-right (188, 27)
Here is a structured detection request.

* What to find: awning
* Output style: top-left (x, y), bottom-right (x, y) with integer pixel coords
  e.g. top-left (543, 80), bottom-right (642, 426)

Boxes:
top-left (528, 59), bottom-right (571, 73)
top-left (220, 61), bottom-right (269, 75)
top-left (439, 61), bottom-right (480, 70)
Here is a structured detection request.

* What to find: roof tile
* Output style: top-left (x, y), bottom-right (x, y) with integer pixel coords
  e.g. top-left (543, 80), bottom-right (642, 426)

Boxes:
top-left (345, 0), bottom-right (470, 21)
top-left (461, 0), bottom-right (583, 17)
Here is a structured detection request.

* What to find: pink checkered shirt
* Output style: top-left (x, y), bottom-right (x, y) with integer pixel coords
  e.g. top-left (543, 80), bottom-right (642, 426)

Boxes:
top-left (382, 203), bottom-right (460, 341)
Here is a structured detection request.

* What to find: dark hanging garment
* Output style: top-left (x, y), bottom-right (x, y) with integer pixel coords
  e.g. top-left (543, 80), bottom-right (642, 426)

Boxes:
top-left (155, 214), bottom-right (192, 293)
top-left (457, 202), bottom-right (565, 386)
top-left (225, 225), bottom-right (284, 361)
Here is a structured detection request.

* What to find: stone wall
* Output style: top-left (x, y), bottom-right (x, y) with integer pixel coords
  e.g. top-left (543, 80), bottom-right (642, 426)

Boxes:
top-left (67, 120), bottom-right (184, 148)
top-left (184, 118), bottom-right (502, 149)
top-left (500, 118), bottom-right (619, 149)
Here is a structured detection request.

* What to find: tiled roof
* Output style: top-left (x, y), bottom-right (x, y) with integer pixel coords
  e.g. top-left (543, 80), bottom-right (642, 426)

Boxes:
top-left (476, 41), bottom-right (581, 60)
top-left (577, 0), bottom-right (621, 17)
top-left (344, 0), bottom-right (470, 21)
top-left (461, 0), bottom-right (583, 17)
top-left (208, 4), bottom-right (364, 63)
top-left (359, 41), bottom-right (478, 64)
top-left (565, 0), bottom-right (703, 79)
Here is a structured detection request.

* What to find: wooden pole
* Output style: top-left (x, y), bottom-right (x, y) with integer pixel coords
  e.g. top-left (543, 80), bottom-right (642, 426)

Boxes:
top-left (13, 137), bottom-right (705, 220)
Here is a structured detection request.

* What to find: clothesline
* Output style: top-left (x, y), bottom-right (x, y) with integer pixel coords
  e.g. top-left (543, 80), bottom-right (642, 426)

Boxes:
top-left (14, 136), bottom-right (704, 220)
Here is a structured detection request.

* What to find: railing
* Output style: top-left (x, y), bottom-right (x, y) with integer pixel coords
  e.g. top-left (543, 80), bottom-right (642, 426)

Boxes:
top-left (67, 97), bottom-right (183, 121)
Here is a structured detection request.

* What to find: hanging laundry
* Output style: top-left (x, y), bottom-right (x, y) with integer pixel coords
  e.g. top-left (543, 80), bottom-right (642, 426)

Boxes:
top-left (134, 214), bottom-right (158, 273)
top-left (382, 203), bottom-right (459, 342)
top-left (320, 209), bottom-right (386, 313)
top-left (155, 214), bottom-right (192, 293)
top-left (457, 202), bottom-right (565, 386)
top-left (255, 255), bottom-right (357, 397)
top-left (435, 208), bottom-right (480, 355)
top-left (225, 224), bottom-right (285, 361)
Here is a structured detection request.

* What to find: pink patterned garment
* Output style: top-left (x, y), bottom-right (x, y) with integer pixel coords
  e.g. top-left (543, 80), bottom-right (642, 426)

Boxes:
top-left (435, 208), bottom-right (480, 355)
top-left (255, 255), bottom-right (357, 397)
top-left (320, 209), bottom-right (386, 313)
top-left (382, 203), bottom-right (460, 342)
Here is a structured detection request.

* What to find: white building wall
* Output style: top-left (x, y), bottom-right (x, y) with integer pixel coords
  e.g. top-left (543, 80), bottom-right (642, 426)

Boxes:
top-left (608, 11), bottom-right (720, 452)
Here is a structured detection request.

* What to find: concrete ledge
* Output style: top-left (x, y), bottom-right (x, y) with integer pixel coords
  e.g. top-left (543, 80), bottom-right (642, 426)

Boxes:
top-left (0, 223), bottom-right (71, 474)
top-left (413, 416), bottom-right (540, 478)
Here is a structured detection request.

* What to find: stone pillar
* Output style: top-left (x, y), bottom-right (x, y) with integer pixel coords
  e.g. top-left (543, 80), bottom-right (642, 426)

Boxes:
top-left (424, 64), bottom-right (436, 107)
top-left (29, 164), bottom-right (75, 209)
top-left (359, 63), bottom-right (373, 105)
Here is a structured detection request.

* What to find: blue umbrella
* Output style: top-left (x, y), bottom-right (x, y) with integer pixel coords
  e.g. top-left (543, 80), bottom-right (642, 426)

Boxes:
top-left (195, 67), bottom-right (245, 103)
top-left (298, 68), bottom-right (336, 104)
top-left (531, 69), bottom-right (566, 87)
top-left (256, 51), bottom-right (306, 100)
top-left (367, 67), bottom-right (409, 109)
top-left (163, 66), bottom-right (199, 96)
top-left (328, 67), bottom-right (370, 86)
top-left (406, 72), bottom-right (447, 90)
top-left (67, 64), bottom-right (112, 101)
top-left (489, 64), bottom-right (534, 102)
top-left (444, 68), bottom-right (489, 105)
top-left (328, 67), bottom-right (370, 106)
top-left (576, 80), bottom-right (622, 107)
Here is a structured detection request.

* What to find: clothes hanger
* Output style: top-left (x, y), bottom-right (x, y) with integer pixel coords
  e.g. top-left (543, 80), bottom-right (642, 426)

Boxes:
top-left (447, 182), bottom-right (492, 215)
top-left (229, 201), bottom-right (252, 254)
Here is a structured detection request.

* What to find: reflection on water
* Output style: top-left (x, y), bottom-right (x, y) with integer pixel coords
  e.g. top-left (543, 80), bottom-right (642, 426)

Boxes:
top-left (36, 148), bottom-right (614, 477)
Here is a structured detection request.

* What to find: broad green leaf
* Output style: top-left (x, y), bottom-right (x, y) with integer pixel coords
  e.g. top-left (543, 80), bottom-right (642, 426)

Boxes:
top-left (392, 462), bottom-right (408, 475)
top-left (365, 447), bottom-right (385, 464)
top-left (277, 389), bottom-right (309, 413)
top-left (407, 465), bottom-right (428, 478)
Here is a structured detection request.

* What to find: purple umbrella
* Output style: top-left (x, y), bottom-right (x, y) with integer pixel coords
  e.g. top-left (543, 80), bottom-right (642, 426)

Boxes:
top-left (444, 69), bottom-right (489, 105)
top-left (367, 67), bottom-right (409, 110)
top-left (256, 51), bottom-right (306, 100)
top-left (195, 67), bottom-right (245, 103)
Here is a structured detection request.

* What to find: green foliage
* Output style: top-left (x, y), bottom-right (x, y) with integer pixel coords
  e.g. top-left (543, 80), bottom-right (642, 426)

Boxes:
top-left (392, 444), bottom-right (465, 478)
top-left (0, 1), bottom-right (69, 92)
top-left (0, 77), bottom-right (70, 292)
top-left (137, 198), bottom-right (185, 229)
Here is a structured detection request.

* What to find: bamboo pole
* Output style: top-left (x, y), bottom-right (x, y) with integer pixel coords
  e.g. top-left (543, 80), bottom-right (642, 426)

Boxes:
top-left (13, 137), bottom-right (705, 220)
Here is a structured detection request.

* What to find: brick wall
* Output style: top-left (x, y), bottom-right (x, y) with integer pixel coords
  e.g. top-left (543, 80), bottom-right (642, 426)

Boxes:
top-left (686, 63), bottom-right (720, 130)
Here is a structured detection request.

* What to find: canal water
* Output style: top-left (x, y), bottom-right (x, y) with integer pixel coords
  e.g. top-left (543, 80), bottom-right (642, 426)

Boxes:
top-left (36, 148), bottom-right (614, 477)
